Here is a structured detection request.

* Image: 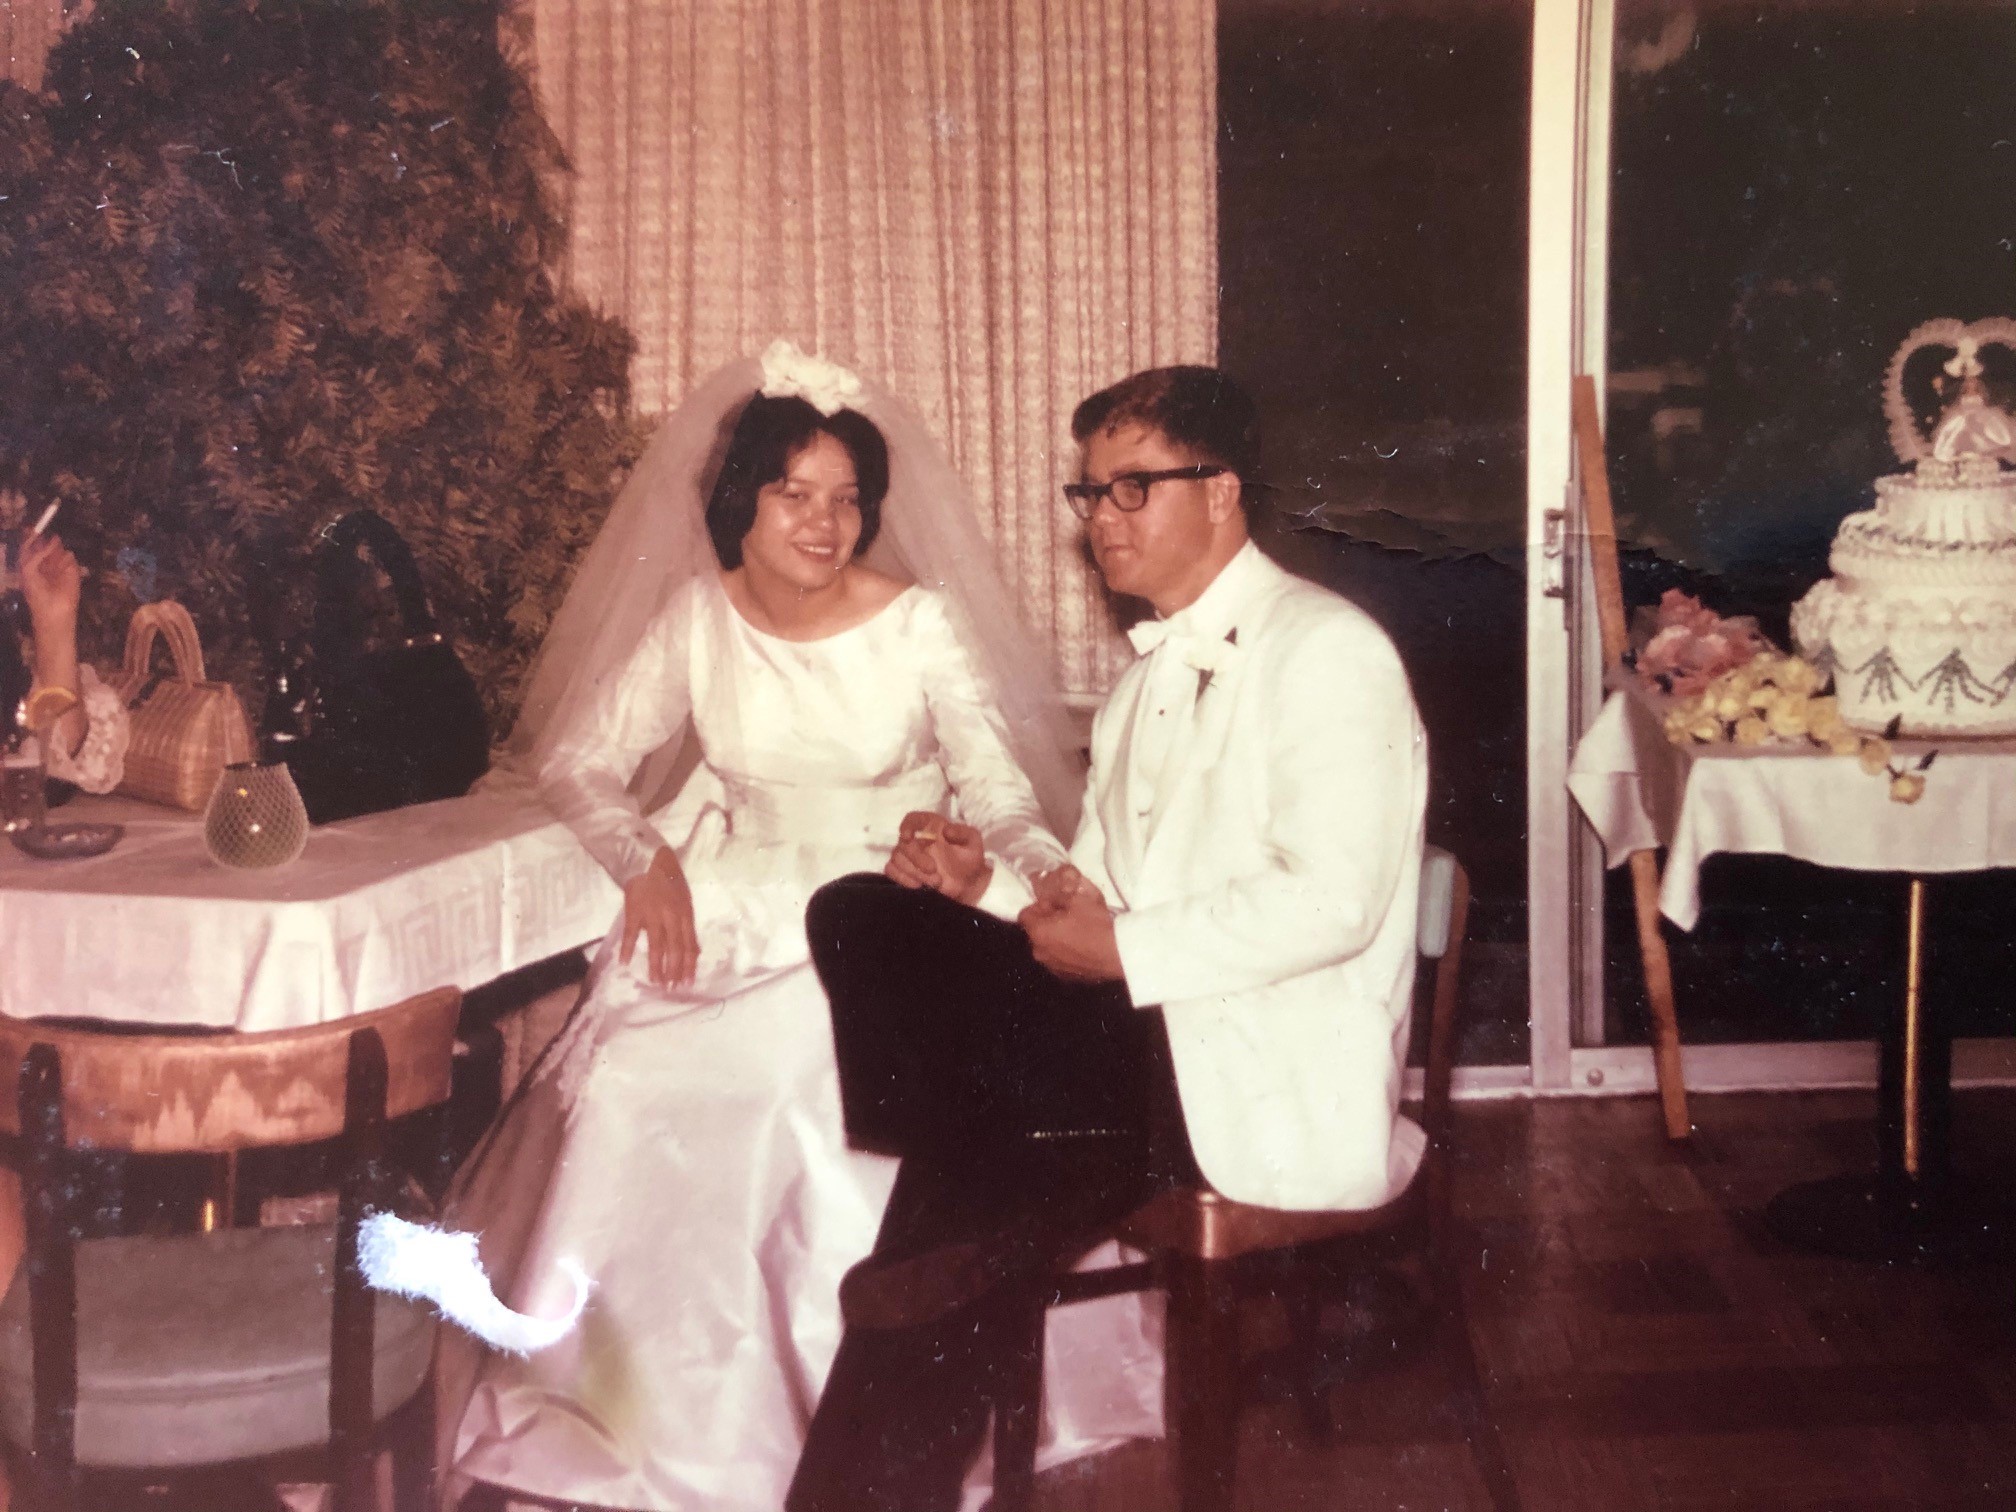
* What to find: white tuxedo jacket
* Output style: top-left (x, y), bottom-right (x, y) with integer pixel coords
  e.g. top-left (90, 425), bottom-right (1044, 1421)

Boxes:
top-left (986, 543), bottom-right (1429, 1211)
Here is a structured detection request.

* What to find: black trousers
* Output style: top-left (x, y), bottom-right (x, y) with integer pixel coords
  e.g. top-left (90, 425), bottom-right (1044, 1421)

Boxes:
top-left (788, 875), bottom-right (1196, 1512)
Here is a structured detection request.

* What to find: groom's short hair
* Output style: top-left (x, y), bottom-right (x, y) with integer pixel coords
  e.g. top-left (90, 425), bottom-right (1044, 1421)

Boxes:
top-left (706, 395), bottom-right (890, 568)
top-left (1070, 366), bottom-right (1262, 485)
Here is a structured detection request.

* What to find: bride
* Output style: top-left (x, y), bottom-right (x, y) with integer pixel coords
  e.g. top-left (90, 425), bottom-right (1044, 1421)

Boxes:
top-left (441, 343), bottom-right (1160, 1511)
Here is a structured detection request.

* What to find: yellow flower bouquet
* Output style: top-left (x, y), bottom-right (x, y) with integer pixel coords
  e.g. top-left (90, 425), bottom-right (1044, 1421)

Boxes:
top-left (1659, 652), bottom-right (1933, 802)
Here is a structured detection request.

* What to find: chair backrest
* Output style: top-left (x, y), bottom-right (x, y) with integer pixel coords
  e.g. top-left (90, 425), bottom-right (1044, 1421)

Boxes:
top-left (1417, 847), bottom-right (1459, 961)
top-left (0, 988), bottom-right (461, 1155)
top-left (1415, 845), bottom-right (1471, 1161)
top-left (4, 989), bottom-right (461, 1497)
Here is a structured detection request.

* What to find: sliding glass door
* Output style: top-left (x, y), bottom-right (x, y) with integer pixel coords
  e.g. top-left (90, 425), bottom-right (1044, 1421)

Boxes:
top-left (1534, 0), bottom-right (2016, 1096)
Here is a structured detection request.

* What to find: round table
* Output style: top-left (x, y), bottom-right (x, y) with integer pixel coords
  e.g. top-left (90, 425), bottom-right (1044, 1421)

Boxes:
top-left (1569, 685), bottom-right (2016, 1261)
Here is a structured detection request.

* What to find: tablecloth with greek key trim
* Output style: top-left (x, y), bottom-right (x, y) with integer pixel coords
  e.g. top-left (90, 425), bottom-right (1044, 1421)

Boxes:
top-left (0, 785), bottom-right (619, 1030)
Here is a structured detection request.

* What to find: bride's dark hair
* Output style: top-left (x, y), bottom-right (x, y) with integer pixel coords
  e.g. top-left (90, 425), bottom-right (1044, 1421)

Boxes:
top-left (704, 394), bottom-right (891, 568)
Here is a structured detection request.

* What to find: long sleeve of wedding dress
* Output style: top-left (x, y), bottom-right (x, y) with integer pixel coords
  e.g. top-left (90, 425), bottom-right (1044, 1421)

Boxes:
top-left (913, 591), bottom-right (1071, 884)
top-left (538, 584), bottom-right (696, 887)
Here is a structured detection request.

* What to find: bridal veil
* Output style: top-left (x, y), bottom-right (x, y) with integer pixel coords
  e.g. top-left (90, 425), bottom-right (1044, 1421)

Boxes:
top-left (504, 342), bottom-right (1084, 840)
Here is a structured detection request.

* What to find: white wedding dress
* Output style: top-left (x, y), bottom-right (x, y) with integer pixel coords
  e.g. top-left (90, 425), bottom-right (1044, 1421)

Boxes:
top-left (444, 572), bottom-right (1162, 1511)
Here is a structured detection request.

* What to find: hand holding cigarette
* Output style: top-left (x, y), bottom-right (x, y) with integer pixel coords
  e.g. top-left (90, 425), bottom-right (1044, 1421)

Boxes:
top-left (885, 810), bottom-right (992, 905)
top-left (15, 527), bottom-right (82, 636)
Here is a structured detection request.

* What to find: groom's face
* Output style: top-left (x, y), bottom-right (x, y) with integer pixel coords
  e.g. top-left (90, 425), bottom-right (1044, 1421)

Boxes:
top-left (1079, 422), bottom-right (1232, 615)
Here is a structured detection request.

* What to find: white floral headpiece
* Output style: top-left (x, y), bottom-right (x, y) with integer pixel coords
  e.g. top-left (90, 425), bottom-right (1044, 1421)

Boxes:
top-left (759, 339), bottom-right (866, 417)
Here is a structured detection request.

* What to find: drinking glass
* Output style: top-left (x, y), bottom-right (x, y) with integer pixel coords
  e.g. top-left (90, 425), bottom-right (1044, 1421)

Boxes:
top-left (1, 731), bottom-right (44, 835)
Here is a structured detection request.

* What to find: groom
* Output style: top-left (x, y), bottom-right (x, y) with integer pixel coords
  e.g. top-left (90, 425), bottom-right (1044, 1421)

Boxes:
top-left (787, 366), bottom-right (1429, 1511)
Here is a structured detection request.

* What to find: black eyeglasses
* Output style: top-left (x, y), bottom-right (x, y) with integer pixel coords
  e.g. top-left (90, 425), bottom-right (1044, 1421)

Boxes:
top-left (1061, 465), bottom-right (1226, 520)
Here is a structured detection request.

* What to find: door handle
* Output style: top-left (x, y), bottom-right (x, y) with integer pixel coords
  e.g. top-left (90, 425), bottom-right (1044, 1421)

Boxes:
top-left (1540, 502), bottom-right (1569, 600)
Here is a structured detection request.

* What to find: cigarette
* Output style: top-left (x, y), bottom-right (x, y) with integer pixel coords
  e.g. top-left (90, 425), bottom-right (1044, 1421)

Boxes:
top-left (29, 503), bottom-right (58, 537)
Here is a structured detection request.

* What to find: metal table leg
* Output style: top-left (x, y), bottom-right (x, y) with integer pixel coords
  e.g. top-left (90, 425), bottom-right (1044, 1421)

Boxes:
top-left (1765, 876), bottom-right (2003, 1263)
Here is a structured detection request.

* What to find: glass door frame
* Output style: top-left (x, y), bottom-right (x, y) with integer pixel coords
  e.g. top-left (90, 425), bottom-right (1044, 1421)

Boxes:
top-left (1517, 0), bottom-right (1607, 1101)
top-left (1513, 0), bottom-right (2016, 1104)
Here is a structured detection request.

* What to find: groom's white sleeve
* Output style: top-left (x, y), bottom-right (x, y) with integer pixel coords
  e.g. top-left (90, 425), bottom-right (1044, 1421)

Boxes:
top-left (1113, 616), bottom-right (1423, 1007)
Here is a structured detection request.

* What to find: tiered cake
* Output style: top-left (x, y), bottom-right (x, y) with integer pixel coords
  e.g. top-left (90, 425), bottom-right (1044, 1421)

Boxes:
top-left (1791, 318), bottom-right (2016, 736)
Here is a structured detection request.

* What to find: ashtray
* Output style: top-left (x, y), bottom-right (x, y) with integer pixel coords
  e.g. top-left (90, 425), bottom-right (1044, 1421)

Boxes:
top-left (9, 822), bottom-right (124, 861)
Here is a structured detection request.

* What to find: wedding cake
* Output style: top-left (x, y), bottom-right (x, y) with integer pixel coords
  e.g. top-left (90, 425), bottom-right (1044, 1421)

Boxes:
top-left (1791, 318), bottom-right (2016, 736)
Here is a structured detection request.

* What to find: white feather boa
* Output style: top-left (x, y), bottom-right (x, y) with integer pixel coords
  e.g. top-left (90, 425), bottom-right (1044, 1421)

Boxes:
top-left (358, 1211), bottom-right (590, 1356)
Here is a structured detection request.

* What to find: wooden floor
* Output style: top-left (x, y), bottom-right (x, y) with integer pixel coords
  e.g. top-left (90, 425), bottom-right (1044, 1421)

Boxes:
top-left (13, 1088), bottom-right (2011, 1511)
top-left (1026, 1089), bottom-right (2016, 1512)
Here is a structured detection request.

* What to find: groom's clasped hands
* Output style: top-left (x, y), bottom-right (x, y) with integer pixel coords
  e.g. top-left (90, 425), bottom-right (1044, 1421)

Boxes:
top-left (884, 812), bottom-right (1122, 983)
top-left (1019, 864), bottom-right (1123, 982)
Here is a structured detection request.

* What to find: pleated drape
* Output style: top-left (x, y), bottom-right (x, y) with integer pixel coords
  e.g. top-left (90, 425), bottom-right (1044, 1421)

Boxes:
top-left (5, 0), bottom-right (1218, 693)
top-left (524, 0), bottom-right (1218, 695)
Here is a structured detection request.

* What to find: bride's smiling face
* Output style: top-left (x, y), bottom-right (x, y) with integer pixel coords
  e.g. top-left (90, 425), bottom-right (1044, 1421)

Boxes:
top-left (740, 431), bottom-right (865, 593)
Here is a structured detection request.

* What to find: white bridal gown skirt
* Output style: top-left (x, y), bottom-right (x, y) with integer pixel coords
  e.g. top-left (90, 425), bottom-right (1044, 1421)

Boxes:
top-left (441, 907), bottom-right (1165, 1512)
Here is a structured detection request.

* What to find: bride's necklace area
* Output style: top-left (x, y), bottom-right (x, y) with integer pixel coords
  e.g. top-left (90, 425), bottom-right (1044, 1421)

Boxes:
top-left (724, 566), bottom-right (874, 643)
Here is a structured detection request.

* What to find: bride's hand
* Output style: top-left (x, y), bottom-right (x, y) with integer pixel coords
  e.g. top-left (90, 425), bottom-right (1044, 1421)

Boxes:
top-left (1031, 864), bottom-right (1103, 911)
top-left (886, 812), bottom-right (992, 905)
top-left (621, 847), bottom-right (699, 987)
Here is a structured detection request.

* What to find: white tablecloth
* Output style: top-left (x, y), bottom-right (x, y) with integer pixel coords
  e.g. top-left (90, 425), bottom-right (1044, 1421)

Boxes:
top-left (0, 784), bottom-right (620, 1031)
top-left (1567, 688), bottom-right (2016, 930)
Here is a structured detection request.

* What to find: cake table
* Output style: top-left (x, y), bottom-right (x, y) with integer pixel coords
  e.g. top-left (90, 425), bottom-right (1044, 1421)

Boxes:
top-left (1570, 683), bottom-right (2016, 1259)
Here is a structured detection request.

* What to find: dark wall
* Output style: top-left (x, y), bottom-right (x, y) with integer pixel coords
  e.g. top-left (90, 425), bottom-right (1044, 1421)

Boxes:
top-left (1218, 0), bottom-right (1532, 950)
top-left (1606, 3), bottom-right (2016, 598)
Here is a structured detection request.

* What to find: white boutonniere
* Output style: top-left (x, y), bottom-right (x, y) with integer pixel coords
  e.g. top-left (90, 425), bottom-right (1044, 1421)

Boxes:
top-left (1189, 628), bottom-right (1240, 700)
top-left (758, 338), bottom-right (866, 416)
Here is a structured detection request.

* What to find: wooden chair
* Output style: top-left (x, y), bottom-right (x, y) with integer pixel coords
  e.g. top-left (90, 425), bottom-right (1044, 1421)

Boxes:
top-left (989, 848), bottom-right (1521, 1512)
top-left (0, 987), bottom-right (461, 1512)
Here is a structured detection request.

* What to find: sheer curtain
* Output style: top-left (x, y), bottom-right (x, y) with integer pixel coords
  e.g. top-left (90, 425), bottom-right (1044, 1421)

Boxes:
top-left (521, 0), bottom-right (1218, 696)
top-left (4, 0), bottom-right (1219, 692)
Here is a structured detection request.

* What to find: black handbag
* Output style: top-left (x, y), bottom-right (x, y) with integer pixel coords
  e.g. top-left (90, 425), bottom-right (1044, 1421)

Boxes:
top-left (280, 510), bottom-right (490, 824)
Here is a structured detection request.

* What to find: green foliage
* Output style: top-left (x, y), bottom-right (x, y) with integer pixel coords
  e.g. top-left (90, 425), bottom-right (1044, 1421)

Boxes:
top-left (0, 0), bottom-right (644, 730)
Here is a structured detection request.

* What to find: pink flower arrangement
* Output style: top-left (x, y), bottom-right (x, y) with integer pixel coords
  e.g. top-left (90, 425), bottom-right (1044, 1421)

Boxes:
top-left (1633, 590), bottom-right (1772, 698)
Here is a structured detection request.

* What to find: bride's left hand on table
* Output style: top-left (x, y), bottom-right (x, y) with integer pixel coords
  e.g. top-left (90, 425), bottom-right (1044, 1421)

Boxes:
top-left (885, 812), bottom-right (992, 906)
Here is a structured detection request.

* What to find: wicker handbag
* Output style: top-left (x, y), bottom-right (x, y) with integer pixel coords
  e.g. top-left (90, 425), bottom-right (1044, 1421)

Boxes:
top-left (106, 601), bottom-right (256, 810)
